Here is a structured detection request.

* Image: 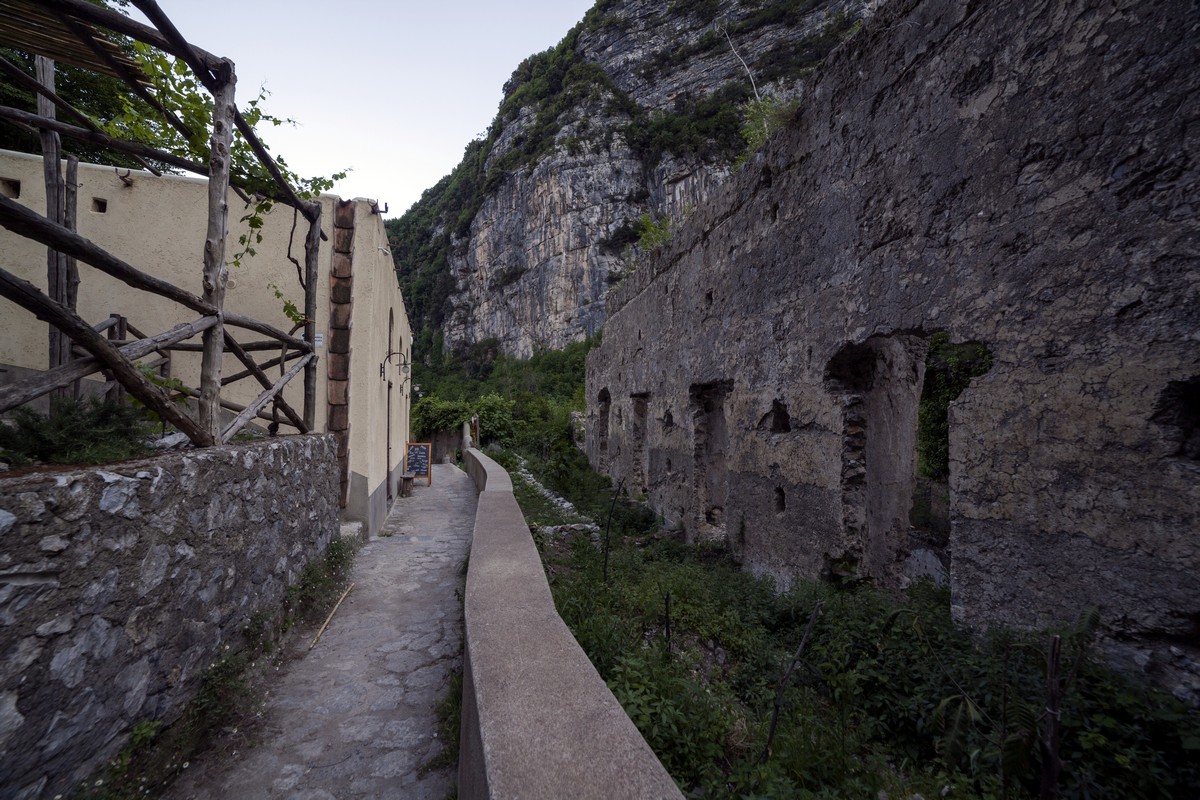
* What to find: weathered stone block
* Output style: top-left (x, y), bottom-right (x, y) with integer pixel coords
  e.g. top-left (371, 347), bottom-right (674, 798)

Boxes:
top-left (334, 199), bottom-right (356, 230)
top-left (327, 352), bottom-right (350, 382)
top-left (329, 275), bottom-right (352, 304)
top-left (331, 252), bottom-right (353, 279)
top-left (329, 302), bottom-right (352, 330)
top-left (328, 404), bottom-right (349, 431)
top-left (328, 326), bottom-right (351, 355)
top-left (327, 379), bottom-right (349, 406)
top-left (333, 227), bottom-right (354, 254)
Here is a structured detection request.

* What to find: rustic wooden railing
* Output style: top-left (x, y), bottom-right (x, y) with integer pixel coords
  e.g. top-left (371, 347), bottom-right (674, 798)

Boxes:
top-left (0, 0), bottom-right (324, 447)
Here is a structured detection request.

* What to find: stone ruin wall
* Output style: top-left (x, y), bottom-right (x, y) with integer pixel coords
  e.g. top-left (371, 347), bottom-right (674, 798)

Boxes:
top-left (585, 0), bottom-right (1199, 700)
top-left (0, 435), bottom-right (340, 799)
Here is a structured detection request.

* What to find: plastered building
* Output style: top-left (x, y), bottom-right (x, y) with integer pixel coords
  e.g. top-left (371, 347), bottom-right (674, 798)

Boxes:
top-left (0, 150), bottom-right (412, 535)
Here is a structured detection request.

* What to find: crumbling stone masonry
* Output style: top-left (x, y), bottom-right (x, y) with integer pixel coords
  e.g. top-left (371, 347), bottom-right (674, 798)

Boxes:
top-left (585, 0), bottom-right (1199, 700)
top-left (0, 435), bottom-right (339, 799)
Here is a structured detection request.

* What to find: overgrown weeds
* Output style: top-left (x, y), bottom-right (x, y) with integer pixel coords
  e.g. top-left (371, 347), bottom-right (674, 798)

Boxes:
top-left (526, 494), bottom-right (1200, 799)
top-left (0, 396), bottom-right (152, 468)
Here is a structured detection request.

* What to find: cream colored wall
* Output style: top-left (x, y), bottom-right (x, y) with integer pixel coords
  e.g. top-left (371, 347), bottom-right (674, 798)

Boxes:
top-left (0, 150), bottom-right (332, 430)
top-left (0, 150), bottom-right (411, 527)
top-left (345, 200), bottom-right (412, 504)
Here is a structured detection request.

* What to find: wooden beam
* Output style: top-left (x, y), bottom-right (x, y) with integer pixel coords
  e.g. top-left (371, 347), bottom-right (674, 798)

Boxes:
top-left (40, 0), bottom-right (226, 74)
top-left (52, 9), bottom-right (194, 141)
top-left (0, 316), bottom-right (218, 413)
top-left (139, 339), bottom-right (293, 353)
top-left (0, 198), bottom-right (306, 362)
top-left (0, 54), bottom-right (161, 175)
top-left (303, 206), bottom-right (321, 429)
top-left (0, 107), bottom-right (302, 209)
top-left (224, 333), bottom-right (307, 432)
top-left (224, 312), bottom-right (311, 352)
top-left (222, 349), bottom-right (304, 386)
top-left (64, 155), bottom-right (79, 397)
top-left (0, 267), bottom-right (213, 445)
top-left (0, 192), bottom-right (217, 315)
top-left (221, 354), bottom-right (312, 444)
top-left (198, 68), bottom-right (235, 439)
top-left (36, 56), bottom-right (71, 389)
top-left (0, 105), bottom-right (207, 175)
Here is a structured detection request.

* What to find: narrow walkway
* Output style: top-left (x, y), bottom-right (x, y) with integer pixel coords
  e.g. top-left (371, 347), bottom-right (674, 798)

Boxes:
top-left (169, 463), bottom-right (477, 800)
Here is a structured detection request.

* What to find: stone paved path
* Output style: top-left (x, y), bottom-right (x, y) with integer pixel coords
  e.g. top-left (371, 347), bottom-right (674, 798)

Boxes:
top-left (168, 464), bottom-right (476, 800)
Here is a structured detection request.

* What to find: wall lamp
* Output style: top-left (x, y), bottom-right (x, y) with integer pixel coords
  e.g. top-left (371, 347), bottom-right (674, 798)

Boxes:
top-left (380, 350), bottom-right (411, 381)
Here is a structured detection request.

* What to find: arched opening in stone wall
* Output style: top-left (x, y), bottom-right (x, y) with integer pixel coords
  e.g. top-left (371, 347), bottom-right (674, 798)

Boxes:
top-left (630, 393), bottom-right (649, 494)
top-left (824, 336), bottom-right (927, 586)
top-left (689, 381), bottom-right (732, 543)
top-left (824, 333), bottom-right (992, 587)
top-left (597, 388), bottom-right (612, 472)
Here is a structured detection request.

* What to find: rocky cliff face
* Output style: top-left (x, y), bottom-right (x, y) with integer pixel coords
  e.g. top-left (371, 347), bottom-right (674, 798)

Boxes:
top-left (389, 0), bottom-right (875, 358)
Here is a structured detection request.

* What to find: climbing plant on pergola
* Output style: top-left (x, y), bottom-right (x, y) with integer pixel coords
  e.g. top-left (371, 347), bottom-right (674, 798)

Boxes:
top-left (0, 0), bottom-right (331, 447)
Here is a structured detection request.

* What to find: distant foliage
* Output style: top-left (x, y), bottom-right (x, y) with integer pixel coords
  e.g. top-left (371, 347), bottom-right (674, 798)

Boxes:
top-left (410, 396), bottom-right (472, 441)
top-left (409, 336), bottom-right (597, 458)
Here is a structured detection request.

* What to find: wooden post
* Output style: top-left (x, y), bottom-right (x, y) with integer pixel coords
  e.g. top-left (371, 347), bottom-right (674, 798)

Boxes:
top-left (64, 156), bottom-right (80, 397)
top-left (302, 203), bottom-right (321, 430)
top-left (37, 56), bottom-right (71, 402)
top-left (198, 63), bottom-right (236, 441)
top-left (105, 314), bottom-right (127, 405)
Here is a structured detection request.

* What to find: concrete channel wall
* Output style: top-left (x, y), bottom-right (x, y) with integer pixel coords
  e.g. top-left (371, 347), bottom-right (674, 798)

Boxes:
top-left (459, 448), bottom-right (682, 799)
top-left (0, 435), bottom-right (340, 800)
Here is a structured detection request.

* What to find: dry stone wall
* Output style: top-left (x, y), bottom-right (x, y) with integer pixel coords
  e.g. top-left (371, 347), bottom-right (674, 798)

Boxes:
top-left (0, 435), bottom-right (339, 799)
top-left (586, 0), bottom-right (1199, 700)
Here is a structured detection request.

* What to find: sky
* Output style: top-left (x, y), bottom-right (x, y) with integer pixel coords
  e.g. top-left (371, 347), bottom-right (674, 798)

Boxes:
top-left (135, 1), bottom-right (597, 218)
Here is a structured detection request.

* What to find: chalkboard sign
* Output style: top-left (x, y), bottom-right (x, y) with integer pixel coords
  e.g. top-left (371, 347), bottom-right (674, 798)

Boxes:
top-left (405, 442), bottom-right (432, 485)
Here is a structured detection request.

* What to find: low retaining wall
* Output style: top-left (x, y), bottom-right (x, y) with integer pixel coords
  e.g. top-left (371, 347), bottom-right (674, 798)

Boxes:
top-left (0, 435), bottom-right (339, 800)
top-left (459, 448), bottom-right (682, 799)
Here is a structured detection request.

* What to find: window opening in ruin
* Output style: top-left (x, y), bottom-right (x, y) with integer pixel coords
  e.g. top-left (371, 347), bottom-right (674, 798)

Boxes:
top-left (597, 388), bottom-right (612, 471)
top-left (662, 409), bottom-right (674, 430)
top-left (631, 393), bottom-right (649, 494)
top-left (825, 336), bottom-right (936, 586)
top-left (690, 380), bottom-right (732, 543)
top-left (757, 399), bottom-right (792, 433)
top-left (91, 197), bottom-right (107, 213)
top-left (1152, 376), bottom-right (1200, 460)
top-left (908, 334), bottom-right (993, 577)
top-left (0, 178), bottom-right (19, 198)
top-left (774, 486), bottom-right (786, 514)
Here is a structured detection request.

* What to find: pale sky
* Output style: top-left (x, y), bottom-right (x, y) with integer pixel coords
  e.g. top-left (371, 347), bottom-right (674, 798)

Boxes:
top-left (137, 1), bottom-right (597, 217)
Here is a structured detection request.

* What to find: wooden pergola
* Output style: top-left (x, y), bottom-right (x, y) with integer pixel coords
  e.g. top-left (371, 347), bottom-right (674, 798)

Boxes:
top-left (0, 0), bottom-right (324, 447)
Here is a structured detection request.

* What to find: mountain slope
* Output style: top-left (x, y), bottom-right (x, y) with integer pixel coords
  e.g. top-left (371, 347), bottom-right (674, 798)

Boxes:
top-left (388, 0), bottom-right (874, 359)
